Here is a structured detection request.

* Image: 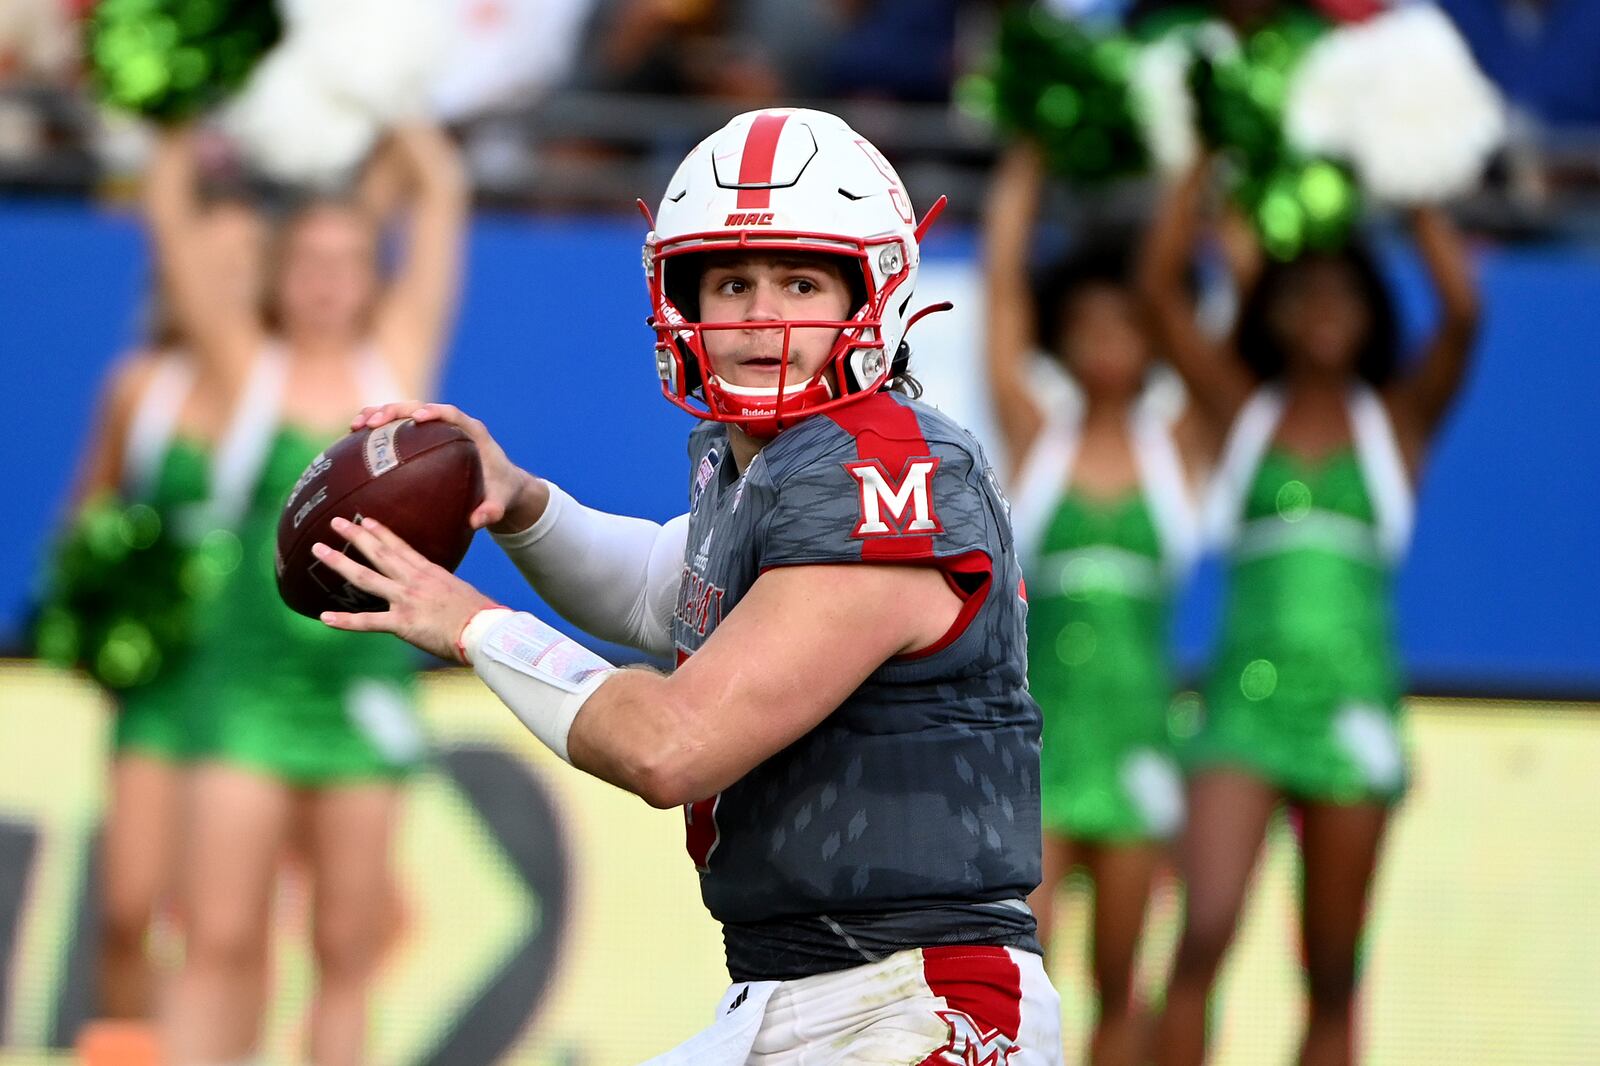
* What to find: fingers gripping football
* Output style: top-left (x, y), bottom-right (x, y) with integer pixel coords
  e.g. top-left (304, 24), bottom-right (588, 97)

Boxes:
top-left (351, 401), bottom-right (426, 431)
top-left (417, 405), bottom-right (521, 529)
top-left (352, 401), bottom-right (536, 532)
top-left (315, 516), bottom-right (496, 661)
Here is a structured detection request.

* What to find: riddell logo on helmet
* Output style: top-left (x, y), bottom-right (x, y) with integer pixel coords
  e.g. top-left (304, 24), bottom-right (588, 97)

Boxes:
top-left (724, 212), bottom-right (775, 226)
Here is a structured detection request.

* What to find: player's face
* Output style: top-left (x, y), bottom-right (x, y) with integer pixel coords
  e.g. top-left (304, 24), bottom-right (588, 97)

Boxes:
top-left (1058, 284), bottom-right (1149, 400)
top-left (274, 205), bottom-right (379, 338)
top-left (1269, 255), bottom-right (1371, 375)
top-left (696, 255), bottom-right (855, 390)
top-left (196, 202), bottom-right (266, 317)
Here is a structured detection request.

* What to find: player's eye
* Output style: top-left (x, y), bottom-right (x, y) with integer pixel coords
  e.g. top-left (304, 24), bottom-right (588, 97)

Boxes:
top-left (713, 277), bottom-right (749, 296)
top-left (789, 277), bottom-right (820, 295)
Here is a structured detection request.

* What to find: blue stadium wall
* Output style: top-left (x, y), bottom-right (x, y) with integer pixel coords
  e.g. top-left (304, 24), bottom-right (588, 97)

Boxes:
top-left (3, 202), bottom-right (1597, 695)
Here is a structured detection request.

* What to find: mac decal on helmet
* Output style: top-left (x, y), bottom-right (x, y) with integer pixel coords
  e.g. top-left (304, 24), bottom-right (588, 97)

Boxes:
top-left (641, 108), bottom-right (949, 437)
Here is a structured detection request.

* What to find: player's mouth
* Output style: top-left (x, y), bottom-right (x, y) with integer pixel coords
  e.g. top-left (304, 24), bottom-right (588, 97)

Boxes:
top-left (722, 350), bottom-right (809, 387)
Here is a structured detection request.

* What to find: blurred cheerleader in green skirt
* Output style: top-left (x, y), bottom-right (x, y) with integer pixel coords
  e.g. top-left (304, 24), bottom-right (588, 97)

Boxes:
top-left (51, 191), bottom-right (265, 1043)
top-left (45, 119), bottom-right (467, 1063)
top-left (139, 123), bottom-right (465, 1066)
top-left (985, 142), bottom-right (1211, 1066)
top-left (1140, 160), bottom-right (1480, 1066)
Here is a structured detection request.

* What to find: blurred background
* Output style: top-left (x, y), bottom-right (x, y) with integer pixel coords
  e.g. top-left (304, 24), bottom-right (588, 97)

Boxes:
top-left (0, 0), bottom-right (1597, 1064)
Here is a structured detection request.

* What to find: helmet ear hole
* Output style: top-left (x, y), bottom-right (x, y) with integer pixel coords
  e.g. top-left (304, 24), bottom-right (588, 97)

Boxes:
top-left (662, 254), bottom-right (704, 322)
top-left (845, 269), bottom-right (869, 321)
top-left (660, 253), bottom-right (707, 396)
top-left (677, 337), bottom-right (705, 394)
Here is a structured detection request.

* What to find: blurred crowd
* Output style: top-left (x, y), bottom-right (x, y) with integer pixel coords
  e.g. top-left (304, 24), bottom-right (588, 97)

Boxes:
top-left (1, 0), bottom-right (1599, 217)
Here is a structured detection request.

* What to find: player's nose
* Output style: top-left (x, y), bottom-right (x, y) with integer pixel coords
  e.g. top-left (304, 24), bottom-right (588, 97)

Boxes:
top-left (743, 280), bottom-right (784, 325)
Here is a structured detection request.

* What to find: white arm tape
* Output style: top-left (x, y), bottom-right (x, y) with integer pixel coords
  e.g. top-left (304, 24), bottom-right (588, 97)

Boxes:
top-left (460, 608), bottom-right (618, 764)
top-left (491, 482), bottom-right (688, 658)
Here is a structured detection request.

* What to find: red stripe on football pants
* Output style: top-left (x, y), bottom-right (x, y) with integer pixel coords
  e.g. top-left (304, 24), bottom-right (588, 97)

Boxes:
top-left (919, 945), bottom-right (1024, 1063)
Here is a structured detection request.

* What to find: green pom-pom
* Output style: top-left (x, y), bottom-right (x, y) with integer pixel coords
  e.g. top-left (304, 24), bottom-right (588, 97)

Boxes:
top-left (1243, 157), bottom-right (1361, 261)
top-left (34, 607), bottom-right (81, 667)
top-left (1168, 9), bottom-right (1359, 257)
top-left (97, 619), bottom-right (161, 690)
top-left (972, 6), bottom-right (1151, 185)
top-left (31, 495), bottom-right (225, 690)
top-left (1186, 10), bottom-right (1327, 167)
top-left (87, 0), bottom-right (282, 123)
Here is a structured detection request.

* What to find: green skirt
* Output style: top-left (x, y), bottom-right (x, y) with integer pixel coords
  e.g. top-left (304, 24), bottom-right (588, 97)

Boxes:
top-left (1188, 646), bottom-right (1409, 804)
top-left (187, 672), bottom-right (424, 785)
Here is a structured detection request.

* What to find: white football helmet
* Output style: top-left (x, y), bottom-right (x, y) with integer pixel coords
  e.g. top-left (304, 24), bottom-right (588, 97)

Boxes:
top-left (642, 108), bottom-right (947, 437)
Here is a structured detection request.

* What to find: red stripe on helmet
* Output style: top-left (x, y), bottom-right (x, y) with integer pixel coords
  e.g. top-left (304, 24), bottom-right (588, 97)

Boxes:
top-left (735, 112), bottom-right (791, 209)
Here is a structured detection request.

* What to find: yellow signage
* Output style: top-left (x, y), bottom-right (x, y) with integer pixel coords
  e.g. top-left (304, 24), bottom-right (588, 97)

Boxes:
top-left (1, 663), bottom-right (1596, 1064)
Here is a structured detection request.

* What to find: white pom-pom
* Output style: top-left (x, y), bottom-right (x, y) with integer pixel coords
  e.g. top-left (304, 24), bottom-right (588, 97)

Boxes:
top-left (1287, 6), bottom-right (1505, 204)
top-left (222, 44), bottom-right (379, 187)
top-left (220, 0), bottom-right (457, 186)
top-left (432, 0), bottom-right (593, 121)
top-left (1285, 24), bottom-right (1362, 157)
top-left (299, 0), bottom-right (454, 123)
top-left (1131, 35), bottom-right (1200, 175)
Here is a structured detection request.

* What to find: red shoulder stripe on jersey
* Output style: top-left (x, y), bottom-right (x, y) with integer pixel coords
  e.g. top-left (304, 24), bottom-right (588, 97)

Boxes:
top-left (736, 112), bottom-right (790, 209)
top-left (919, 945), bottom-right (1024, 1063)
top-left (827, 393), bottom-right (937, 562)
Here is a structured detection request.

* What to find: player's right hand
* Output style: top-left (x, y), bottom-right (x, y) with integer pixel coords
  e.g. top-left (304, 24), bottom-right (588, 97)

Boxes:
top-left (351, 401), bottom-right (548, 533)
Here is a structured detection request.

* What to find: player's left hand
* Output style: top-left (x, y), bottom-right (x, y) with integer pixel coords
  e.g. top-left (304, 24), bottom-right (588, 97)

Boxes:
top-left (315, 515), bottom-right (496, 662)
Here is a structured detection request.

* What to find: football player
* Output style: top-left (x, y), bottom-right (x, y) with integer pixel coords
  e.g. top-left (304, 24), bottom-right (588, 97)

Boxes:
top-left (317, 109), bottom-right (1062, 1064)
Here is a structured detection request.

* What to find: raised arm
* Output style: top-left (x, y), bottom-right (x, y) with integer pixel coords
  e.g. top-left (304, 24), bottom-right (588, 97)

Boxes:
top-left (982, 142), bottom-right (1049, 477)
top-left (66, 355), bottom-right (152, 511)
top-left (371, 124), bottom-right (470, 397)
top-left (355, 135), bottom-right (409, 223)
top-left (1387, 206), bottom-right (1481, 442)
top-left (143, 129), bottom-right (258, 379)
top-left (1136, 161), bottom-right (1254, 429)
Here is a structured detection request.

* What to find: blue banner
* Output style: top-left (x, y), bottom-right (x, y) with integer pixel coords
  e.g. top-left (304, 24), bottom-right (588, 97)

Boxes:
top-left (3, 204), bottom-right (1597, 693)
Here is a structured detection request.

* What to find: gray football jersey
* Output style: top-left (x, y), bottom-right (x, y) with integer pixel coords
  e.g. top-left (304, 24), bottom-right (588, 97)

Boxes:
top-left (671, 391), bottom-right (1043, 981)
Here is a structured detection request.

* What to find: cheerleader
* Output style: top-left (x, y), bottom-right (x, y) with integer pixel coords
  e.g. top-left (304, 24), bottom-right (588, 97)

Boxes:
top-left (141, 124), bottom-right (469, 1066)
top-left (1140, 162), bottom-right (1479, 1066)
top-left (986, 142), bottom-right (1208, 1066)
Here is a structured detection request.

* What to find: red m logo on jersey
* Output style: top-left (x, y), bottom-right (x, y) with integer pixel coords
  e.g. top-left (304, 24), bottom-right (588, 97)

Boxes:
top-left (844, 456), bottom-right (943, 537)
top-left (934, 1009), bottom-right (1019, 1066)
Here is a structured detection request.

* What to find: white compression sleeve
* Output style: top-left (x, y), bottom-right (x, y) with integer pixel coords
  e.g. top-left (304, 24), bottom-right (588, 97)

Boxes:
top-left (460, 608), bottom-right (618, 763)
top-left (491, 482), bottom-right (687, 658)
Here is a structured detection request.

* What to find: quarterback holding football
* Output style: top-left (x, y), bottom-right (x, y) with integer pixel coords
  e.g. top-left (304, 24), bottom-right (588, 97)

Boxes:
top-left (315, 109), bottom-right (1061, 1064)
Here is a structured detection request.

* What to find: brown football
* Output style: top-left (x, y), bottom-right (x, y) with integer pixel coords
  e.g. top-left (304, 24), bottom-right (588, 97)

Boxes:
top-left (275, 419), bottom-right (484, 618)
